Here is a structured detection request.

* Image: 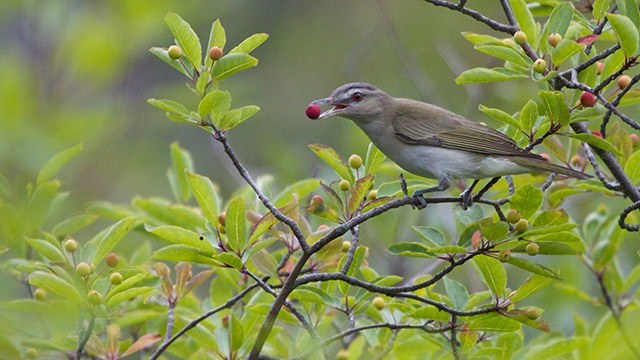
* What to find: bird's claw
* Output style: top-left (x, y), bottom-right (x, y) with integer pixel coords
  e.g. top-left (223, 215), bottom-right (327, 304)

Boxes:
top-left (460, 190), bottom-right (473, 210)
top-left (412, 194), bottom-right (428, 210)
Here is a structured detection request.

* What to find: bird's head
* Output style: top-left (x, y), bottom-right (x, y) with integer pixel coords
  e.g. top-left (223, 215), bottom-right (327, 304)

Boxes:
top-left (311, 82), bottom-right (391, 122)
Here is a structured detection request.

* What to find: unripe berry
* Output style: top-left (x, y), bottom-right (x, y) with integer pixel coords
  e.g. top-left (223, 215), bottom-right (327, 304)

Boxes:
top-left (105, 253), bottom-right (119, 267)
top-left (348, 154), bottom-right (363, 169)
top-left (506, 209), bottom-right (522, 224)
top-left (310, 195), bottom-right (324, 206)
top-left (221, 315), bottom-right (229, 328)
top-left (339, 179), bottom-right (350, 192)
top-left (344, 296), bottom-right (356, 307)
top-left (597, 62), bottom-right (604, 75)
top-left (63, 239), bottom-right (78, 253)
top-left (305, 104), bottom-right (321, 119)
top-left (570, 155), bottom-right (584, 169)
top-left (514, 31), bottom-right (528, 45)
top-left (591, 131), bottom-right (603, 138)
top-left (367, 189), bottom-right (378, 201)
top-left (525, 242), bottom-right (540, 256)
top-left (526, 308), bottom-right (541, 320)
top-left (498, 250), bottom-right (512, 263)
top-left (25, 348), bottom-right (38, 359)
top-left (533, 59), bottom-right (547, 73)
top-left (580, 92), bottom-right (597, 107)
top-left (372, 296), bottom-right (386, 310)
top-left (631, 133), bottom-right (640, 146)
top-left (548, 33), bottom-right (562, 47)
top-left (110, 272), bottom-right (123, 285)
top-left (341, 241), bottom-right (351, 252)
top-left (336, 350), bottom-right (349, 360)
top-left (34, 288), bottom-right (47, 301)
top-left (76, 262), bottom-right (91, 277)
top-left (208, 46), bottom-right (223, 61)
top-left (617, 75), bottom-right (632, 90)
top-left (167, 45), bottom-right (183, 60)
top-left (514, 218), bottom-right (529, 232)
top-left (87, 290), bottom-right (102, 305)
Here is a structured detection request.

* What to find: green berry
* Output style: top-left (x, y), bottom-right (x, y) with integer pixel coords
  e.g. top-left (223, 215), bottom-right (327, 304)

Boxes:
top-left (506, 210), bottom-right (522, 224)
top-left (514, 31), bottom-right (528, 45)
top-left (336, 350), bottom-right (349, 360)
top-left (526, 308), bottom-right (540, 320)
top-left (105, 253), bottom-right (119, 267)
top-left (367, 189), bottom-right (378, 201)
top-left (341, 241), bottom-right (351, 252)
top-left (348, 154), bottom-right (363, 169)
top-left (63, 239), bottom-right (78, 253)
top-left (209, 46), bottom-right (224, 61)
top-left (533, 59), bottom-right (547, 74)
top-left (339, 179), bottom-right (350, 191)
top-left (525, 242), bottom-right (539, 256)
top-left (548, 33), bottom-right (562, 47)
top-left (25, 348), bottom-right (38, 359)
top-left (110, 272), bottom-right (123, 285)
top-left (372, 296), bottom-right (386, 310)
top-left (87, 290), bottom-right (102, 305)
top-left (34, 288), bottom-right (47, 301)
top-left (167, 45), bottom-right (183, 60)
top-left (76, 262), bottom-right (91, 277)
top-left (514, 219), bottom-right (529, 232)
top-left (498, 250), bottom-right (512, 263)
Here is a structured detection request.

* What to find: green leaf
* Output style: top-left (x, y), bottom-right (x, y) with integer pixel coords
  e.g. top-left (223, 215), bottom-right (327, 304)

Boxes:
top-left (602, 49), bottom-right (626, 82)
top-left (520, 100), bottom-right (539, 133)
top-left (533, 231), bottom-right (581, 243)
top-left (147, 99), bottom-right (190, 118)
top-left (338, 246), bottom-right (366, 294)
top-left (617, 89), bottom-right (640, 107)
top-left (523, 337), bottom-right (589, 360)
top-left (387, 242), bottom-right (434, 258)
top-left (412, 226), bottom-right (446, 246)
top-left (444, 276), bottom-right (469, 310)
top-left (510, 184), bottom-right (543, 219)
top-left (625, 149), bottom-right (640, 184)
top-left (216, 252), bottom-right (243, 269)
top-left (308, 144), bottom-right (355, 183)
top-left (149, 47), bottom-right (190, 77)
top-left (547, 2), bottom-right (574, 37)
top-left (409, 305), bottom-right (450, 321)
top-left (230, 33), bottom-right (269, 54)
top-left (187, 172), bottom-right (220, 228)
top-left (205, 19), bottom-right (226, 69)
top-left (539, 90), bottom-right (570, 126)
top-left (478, 104), bottom-right (522, 130)
top-left (364, 142), bottom-right (386, 175)
top-left (169, 143), bottom-right (194, 203)
top-left (551, 40), bottom-right (585, 66)
top-left (461, 32), bottom-right (504, 45)
top-left (592, 0), bottom-right (612, 20)
top-left (93, 217), bottom-right (137, 264)
top-left (229, 314), bottom-right (244, 352)
top-left (25, 238), bottom-right (66, 263)
top-left (569, 133), bottom-right (622, 156)
top-left (211, 53), bottom-right (258, 81)
top-left (226, 196), bottom-right (247, 252)
top-left (250, 202), bottom-right (297, 242)
top-left (472, 255), bottom-right (506, 297)
top-left (455, 67), bottom-right (528, 84)
top-left (273, 178), bottom-right (319, 207)
top-left (607, 14), bottom-right (639, 58)
top-left (517, 242), bottom-right (581, 255)
top-left (164, 12), bottom-right (202, 69)
top-left (146, 224), bottom-right (215, 252)
top-left (218, 105), bottom-right (260, 131)
top-left (506, 257), bottom-right (561, 279)
top-left (107, 287), bottom-right (155, 307)
top-left (533, 209), bottom-right (569, 227)
top-left (511, 274), bottom-right (554, 302)
top-left (519, 223), bottom-right (577, 237)
top-left (474, 44), bottom-right (530, 66)
top-left (467, 313), bottom-right (521, 332)
top-left (510, 0), bottom-right (538, 47)
top-left (152, 244), bottom-right (218, 265)
top-left (26, 180), bottom-right (61, 232)
top-left (198, 90), bottom-right (231, 118)
top-left (427, 245), bottom-right (468, 254)
top-left (52, 214), bottom-right (99, 237)
top-left (29, 271), bottom-right (83, 304)
top-left (348, 175), bottom-right (374, 214)
top-left (37, 144), bottom-right (83, 186)
top-left (617, 0), bottom-right (640, 29)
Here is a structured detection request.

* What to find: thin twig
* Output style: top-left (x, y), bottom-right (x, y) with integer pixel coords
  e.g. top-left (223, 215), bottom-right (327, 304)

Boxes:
top-left (422, 0), bottom-right (517, 33)
top-left (75, 313), bottom-right (95, 359)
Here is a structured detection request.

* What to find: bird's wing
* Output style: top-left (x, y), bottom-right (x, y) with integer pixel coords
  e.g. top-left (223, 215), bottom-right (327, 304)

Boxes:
top-left (392, 100), bottom-right (538, 158)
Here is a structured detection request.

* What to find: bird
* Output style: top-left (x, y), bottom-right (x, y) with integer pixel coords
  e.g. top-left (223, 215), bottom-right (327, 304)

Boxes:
top-left (309, 82), bottom-right (590, 208)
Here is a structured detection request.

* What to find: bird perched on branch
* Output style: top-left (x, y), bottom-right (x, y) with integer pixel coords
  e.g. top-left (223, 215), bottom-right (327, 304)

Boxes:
top-left (308, 82), bottom-right (590, 208)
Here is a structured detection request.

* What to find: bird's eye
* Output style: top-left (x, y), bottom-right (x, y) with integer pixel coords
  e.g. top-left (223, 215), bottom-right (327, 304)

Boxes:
top-left (351, 92), bottom-right (363, 102)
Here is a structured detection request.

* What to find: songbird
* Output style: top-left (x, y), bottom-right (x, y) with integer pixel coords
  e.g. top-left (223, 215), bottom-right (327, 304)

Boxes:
top-left (308, 82), bottom-right (589, 207)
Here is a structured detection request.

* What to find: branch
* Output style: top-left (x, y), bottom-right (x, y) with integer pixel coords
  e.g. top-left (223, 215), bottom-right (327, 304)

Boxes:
top-left (422, 0), bottom-right (517, 33)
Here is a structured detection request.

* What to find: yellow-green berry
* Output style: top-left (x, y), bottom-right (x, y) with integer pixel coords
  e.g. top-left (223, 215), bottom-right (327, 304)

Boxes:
top-left (372, 296), bottom-right (386, 310)
top-left (87, 290), bottom-right (102, 305)
top-left (34, 288), bottom-right (47, 301)
top-left (498, 250), bottom-right (512, 263)
top-left (526, 308), bottom-right (540, 320)
top-left (618, 75), bottom-right (632, 90)
top-left (533, 59), bottom-right (547, 74)
top-left (25, 348), bottom-right (38, 359)
top-left (506, 209), bottom-right (522, 224)
top-left (341, 241), bottom-right (351, 252)
top-left (348, 154), bottom-right (363, 169)
top-left (514, 218), bottom-right (529, 232)
top-left (167, 45), bottom-right (183, 60)
top-left (110, 272), bottom-right (123, 285)
top-left (339, 179), bottom-right (350, 192)
top-left (525, 242), bottom-right (539, 256)
top-left (548, 33), bottom-right (562, 47)
top-left (367, 189), bottom-right (378, 201)
top-left (105, 253), bottom-right (119, 267)
top-left (514, 31), bottom-right (528, 45)
top-left (76, 262), bottom-right (91, 277)
top-left (336, 350), bottom-right (349, 360)
top-left (63, 239), bottom-right (78, 253)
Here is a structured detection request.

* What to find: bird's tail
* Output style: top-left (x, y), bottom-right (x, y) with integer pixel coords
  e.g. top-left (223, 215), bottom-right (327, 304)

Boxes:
top-left (512, 156), bottom-right (592, 179)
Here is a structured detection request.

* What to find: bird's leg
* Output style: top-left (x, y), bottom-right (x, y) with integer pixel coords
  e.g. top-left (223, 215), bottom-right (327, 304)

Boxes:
top-left (460, 179), bottom-right (479, 210)
top-left (411, 178), bottom-right (450, 210)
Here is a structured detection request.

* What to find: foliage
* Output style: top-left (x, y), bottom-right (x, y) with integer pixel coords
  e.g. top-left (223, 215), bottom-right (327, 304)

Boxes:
top-left (0, 3), bottom-right (640, 360)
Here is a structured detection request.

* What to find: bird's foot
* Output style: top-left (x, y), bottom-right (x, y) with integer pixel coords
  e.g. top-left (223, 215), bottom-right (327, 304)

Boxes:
top-left (412, 194), bottom-right (428, 209)
top-left (460, 189), bottom-right (473, 210)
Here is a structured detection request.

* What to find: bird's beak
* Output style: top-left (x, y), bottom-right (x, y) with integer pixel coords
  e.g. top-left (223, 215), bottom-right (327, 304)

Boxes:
top-left (311, 97), bottom-right (347, 119)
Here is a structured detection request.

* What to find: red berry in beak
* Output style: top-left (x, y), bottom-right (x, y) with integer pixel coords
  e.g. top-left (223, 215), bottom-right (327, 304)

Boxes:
top-left (305, 104), bottom-right (321, 119)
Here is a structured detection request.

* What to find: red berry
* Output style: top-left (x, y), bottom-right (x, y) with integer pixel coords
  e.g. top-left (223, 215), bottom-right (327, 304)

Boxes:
top-left (631, 133), bottom-right (639, 146)
top-left (305, 104), bottom-right (321, 119)
top-left (592, 131), bottom-right (603, 138)
top-left (580, 92), bottom-right (596, 107)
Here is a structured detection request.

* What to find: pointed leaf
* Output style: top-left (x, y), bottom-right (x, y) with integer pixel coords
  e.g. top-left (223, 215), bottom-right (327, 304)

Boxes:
top-left (93, 217), bottom-right (137, 264)
top-left (198, 90), bottom-right (231, 118)
top-left (230, 33), bottom-right (269, 54)
top-left (412, 226), bottom-right (446, 246)
top-left (547, 2), bottom-right (574, 37)
top-left (387, 242), bottom-right (434, 258)
top-left (218, 105), bottom-right (260, 131)
top-left (511, 274), bottom-right (554, 302)
top-left (25, 238), bottom-right (66, 263)
top-left (152, 244), bottom-right (218, 265)
top-left (308, 144), bottom-right (355, 183)
top-left (478, 105), bottom-right (522, 130)
top-left (506, 257), bottom-right (561, 279)
top-left (444, 276), bottom-right (469, 310)
top-left (187, 172), bottom-right (220, 228)
top-left (607, 14), bottom-right (639, 58)
top-left (520, 100), bottom-right (538, 133)
top-left (348, 175), bottom-right (374, 214)
top-left (29, 271), bottom-right (83, 304)
top-left (226, 196), bottom-right (247, 252)
top-left (169, 143), bottom-right (194, 203)
top-left (510, 184), bottom-right (543, 219)
top-left (475, 44), bottom-right (530, 66)
top-left (205, 19), bottom-right (226, 69)
top-left (147, 99), bottom-right (189, 116)
top-left (146, 224), bottom-right (216, 252)
top-left (473, 255), bottom-right (506, 297)
top-left (455, 67), bottom-right (528, 84)
top-left (510, 0), bottom-right (538, 47)
top-left (569, 133), bottom-right (622, 156)
top-left (364, 142), bottom-right (386, 175)
top-left (37, 144), bottom-right (83, 186)
top-left (149, 47), bottom-right (190, 77)
top-left (539, 90), bottom-right (570, 126)
top-left (164, 12), bottom-right (202, 69)
top-left (122, 334), bottom-right (162, 357)
top-left (211, 53), bottom-right (258, 81)
top-left (551, 40), bottom-right (585, 66)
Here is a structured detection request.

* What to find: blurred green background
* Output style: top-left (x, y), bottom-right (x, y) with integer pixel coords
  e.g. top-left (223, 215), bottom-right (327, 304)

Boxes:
top-left (1, 0), bottom-right (638, 339)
